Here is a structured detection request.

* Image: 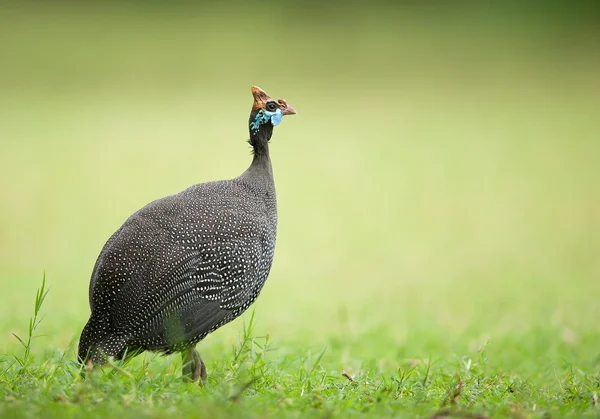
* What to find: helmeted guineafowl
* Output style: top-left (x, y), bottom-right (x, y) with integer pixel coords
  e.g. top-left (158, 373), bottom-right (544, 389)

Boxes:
top-left (78, 86), bottom-right (296, 382)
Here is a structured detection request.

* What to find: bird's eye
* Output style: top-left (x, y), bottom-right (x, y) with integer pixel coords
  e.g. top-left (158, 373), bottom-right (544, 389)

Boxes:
top-left (266, 102), bottom-right (278, 112)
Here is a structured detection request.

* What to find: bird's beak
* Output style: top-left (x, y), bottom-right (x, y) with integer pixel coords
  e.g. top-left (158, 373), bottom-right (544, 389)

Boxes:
top-left (282, 105), bottom-right (297, 116)
top-left (278, 98), bottom-right (297, 116)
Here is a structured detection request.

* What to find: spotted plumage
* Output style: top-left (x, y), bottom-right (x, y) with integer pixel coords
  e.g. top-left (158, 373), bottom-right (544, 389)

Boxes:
top-left (78, 86), bottom-right (296, 382)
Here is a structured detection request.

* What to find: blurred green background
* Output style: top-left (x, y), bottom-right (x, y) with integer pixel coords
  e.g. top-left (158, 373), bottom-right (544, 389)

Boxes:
top-left (0, 1), bottom-right (599, 374)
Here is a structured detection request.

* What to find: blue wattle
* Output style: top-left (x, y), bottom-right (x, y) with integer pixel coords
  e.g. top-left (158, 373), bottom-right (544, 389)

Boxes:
top-left (267, 109), bottom-right (283, 126)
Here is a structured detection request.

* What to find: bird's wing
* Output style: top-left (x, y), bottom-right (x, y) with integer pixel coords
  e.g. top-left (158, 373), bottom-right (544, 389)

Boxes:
top-left (102, 227), bottom-right (261, 350)
top-left (111, 240), bottom-right (263, 350)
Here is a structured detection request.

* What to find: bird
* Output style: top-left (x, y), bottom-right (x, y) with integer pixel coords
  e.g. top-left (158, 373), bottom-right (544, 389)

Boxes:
top-left (78, 85), bottom-right (296, 382)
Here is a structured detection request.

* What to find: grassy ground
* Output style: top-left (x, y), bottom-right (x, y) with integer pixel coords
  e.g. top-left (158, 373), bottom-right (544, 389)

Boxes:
top-left (1, 3), bottom-right (599, 418)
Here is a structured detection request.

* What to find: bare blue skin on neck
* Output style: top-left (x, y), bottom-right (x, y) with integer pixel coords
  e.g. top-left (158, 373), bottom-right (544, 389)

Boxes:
top-left (250, 109), bottom-right (283, 133)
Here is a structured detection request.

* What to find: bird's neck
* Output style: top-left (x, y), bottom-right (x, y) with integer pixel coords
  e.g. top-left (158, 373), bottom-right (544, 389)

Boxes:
top-left (249, 122), bottom-right (272, 157)
top-left (243, 123), bottom-right (274, 188)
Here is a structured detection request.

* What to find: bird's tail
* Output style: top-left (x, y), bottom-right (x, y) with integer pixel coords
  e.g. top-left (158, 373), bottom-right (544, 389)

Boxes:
top-left (78, 316), bottom-right (128, 365)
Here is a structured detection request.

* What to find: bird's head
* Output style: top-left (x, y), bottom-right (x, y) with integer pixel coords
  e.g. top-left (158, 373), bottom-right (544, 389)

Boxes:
top-left (249, 86), bottom-right (296, 135)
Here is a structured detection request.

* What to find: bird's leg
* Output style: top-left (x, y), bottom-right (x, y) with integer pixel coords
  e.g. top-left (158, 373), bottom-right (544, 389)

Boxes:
top-left (181, 347), bottom-right (207, 384)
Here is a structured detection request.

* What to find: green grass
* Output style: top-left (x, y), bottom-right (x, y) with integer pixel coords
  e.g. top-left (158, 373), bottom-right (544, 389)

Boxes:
top-left (1, 3), bottom-right (600, 418)
top-left (1, 276), bottom-right (599, 418)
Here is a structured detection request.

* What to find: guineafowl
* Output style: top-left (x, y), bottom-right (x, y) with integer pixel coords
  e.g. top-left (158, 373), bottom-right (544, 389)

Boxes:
top-left (78, 86), bottom-right (296, 382)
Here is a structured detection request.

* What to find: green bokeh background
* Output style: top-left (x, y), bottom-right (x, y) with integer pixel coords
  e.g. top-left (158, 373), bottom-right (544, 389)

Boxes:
top-left (1, 1), bottom-right (599, 375)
